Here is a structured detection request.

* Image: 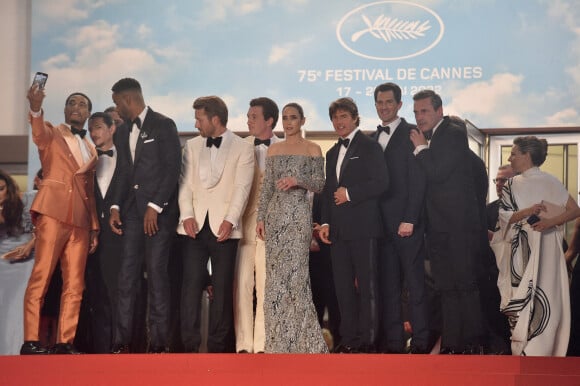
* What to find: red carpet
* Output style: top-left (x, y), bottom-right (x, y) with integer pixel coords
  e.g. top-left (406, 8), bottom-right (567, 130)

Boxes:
top-left (1, 354), bottom-right (580, 385)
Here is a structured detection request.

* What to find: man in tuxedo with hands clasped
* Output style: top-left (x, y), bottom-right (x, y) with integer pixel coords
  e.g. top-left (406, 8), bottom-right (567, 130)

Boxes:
top-left (371, 82), bottom-right (429, 354)
top-left (319, 97), bottom-right (388, 353)
top-left (177, 96), bottom-right (254, 353)
top-left (109, 78), bottom-right (181, 354)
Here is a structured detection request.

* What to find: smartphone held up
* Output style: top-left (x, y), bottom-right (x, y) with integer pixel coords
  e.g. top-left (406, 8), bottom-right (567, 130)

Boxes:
top-left (31, 72), bottom-right (48, 89)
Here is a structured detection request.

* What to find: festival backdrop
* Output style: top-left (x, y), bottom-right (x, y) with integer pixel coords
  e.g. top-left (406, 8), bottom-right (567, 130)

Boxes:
top-left (31, 0), bottom-right (579, 134)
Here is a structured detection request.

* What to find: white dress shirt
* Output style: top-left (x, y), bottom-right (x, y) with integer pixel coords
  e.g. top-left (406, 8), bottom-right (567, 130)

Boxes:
top-left (130, 107), bottom-right (148, 162)
top-left (96, 145), bottom-right (116, 197)
top-left (377, 117), bottom-right (401, 151)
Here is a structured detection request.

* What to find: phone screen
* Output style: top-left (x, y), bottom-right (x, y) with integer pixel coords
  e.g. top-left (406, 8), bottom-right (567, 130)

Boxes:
top-left (32, 72), bottom-right (48, 89)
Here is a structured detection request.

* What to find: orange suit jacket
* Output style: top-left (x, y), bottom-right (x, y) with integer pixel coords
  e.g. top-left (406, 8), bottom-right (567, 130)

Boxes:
top-left (29, 112), bottom-right (99, 231)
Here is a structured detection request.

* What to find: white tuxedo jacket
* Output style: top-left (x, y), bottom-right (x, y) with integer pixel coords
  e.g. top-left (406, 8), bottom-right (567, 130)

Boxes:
top-left (240, 134), bottom-right (282, 243)
top-left (177, 129), bottom-right (255, 239)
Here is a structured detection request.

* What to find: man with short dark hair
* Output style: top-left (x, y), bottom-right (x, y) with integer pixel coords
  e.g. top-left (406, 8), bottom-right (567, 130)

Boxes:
top-left (319, 97), bottom-right (388, 353)
top-left (109, 78), bottom-right (181, 353)
top-left (371, 82), bottom-right (429, 354)
top-left (77, 112), bottom-right (126, 353)
top-left (21, 84), bottom-right (99, 355)
top-left (410, 90), bottom-right (485, 354)
top-left (234, 97), bottom-right (280, 354)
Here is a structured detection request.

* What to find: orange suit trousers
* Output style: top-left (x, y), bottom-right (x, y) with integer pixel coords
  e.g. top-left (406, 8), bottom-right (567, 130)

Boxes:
top-left (23, 215), bottom-right (89, 344)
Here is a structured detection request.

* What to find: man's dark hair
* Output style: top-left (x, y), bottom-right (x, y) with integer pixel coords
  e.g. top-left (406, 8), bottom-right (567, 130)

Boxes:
top-left (328, 97), bottom-right (360, 127)
top-left (373, 82), bottom-right (402, 104)
top-left (65, 92), bottom-right (92, 113)
top-left (111, 78), bottom-right (142, 94)
top-left (89, 112), bottom-right (114, 127)
top-left (250, 97), bottom-right (279, 128)
top-left (413, 90), bottom-right (442, 110)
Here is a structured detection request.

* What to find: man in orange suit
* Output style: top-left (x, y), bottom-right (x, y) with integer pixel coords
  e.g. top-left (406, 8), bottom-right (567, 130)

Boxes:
top-left (20, 83), bottom-right (99, 355)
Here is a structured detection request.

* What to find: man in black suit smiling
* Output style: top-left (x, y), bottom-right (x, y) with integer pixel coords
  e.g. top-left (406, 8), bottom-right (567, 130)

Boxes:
top-left (319, 97), bottom-right (388, 353)
top-left (80, 112), bottom-right (126, 353)
top-left (371, 83), bottom-right (429, 354)
top-left (109, 78), bottom-right (181, 353)
top-left (409, 90), bottom-right (485, 354)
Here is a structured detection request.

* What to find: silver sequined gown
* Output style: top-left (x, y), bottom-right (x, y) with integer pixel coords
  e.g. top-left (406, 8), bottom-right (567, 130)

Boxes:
top-left (257, 155), bottom-right (328, 353)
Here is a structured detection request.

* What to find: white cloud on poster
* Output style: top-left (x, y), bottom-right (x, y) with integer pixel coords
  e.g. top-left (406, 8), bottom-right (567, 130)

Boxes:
top-left (194, 0), bottom-right (263, 24)
top-left (546, 0), bottom-right (580, 106)
top-left (137, 24), bottom-right (153, 41)
top-left (445, 73), bottom-right (524, 127)
top-left (37, 18), bottom-right (167, 119)
top-left (546, 108), bottom-right (579, 126)
top-left (33, 0), bottom-right (117, 32)
top-left (268, 38), bottom-right (313, 64)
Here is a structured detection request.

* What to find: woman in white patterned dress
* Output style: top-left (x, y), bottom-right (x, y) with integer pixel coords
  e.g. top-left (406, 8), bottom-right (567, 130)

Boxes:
top-left (493, 136), bottom-right (580, 356)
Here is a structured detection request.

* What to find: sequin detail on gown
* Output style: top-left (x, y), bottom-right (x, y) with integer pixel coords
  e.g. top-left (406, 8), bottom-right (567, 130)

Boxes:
top-left (257, 155), bottom-right (328, 353)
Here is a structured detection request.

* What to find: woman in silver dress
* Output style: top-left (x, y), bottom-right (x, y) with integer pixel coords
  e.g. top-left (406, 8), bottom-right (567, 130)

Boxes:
top-left (256, 102), bottom-right (328, 353)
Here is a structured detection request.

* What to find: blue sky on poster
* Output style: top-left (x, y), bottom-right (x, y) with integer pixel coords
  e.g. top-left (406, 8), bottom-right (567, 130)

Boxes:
top-left (31, 0), bottom-right (580, 134)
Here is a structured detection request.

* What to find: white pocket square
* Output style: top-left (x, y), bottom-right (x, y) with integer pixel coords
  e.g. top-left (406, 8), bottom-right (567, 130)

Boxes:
top-left (144, 139), bottom-right (155, 143)
top-left (349, 156), bottom-right (359, 160)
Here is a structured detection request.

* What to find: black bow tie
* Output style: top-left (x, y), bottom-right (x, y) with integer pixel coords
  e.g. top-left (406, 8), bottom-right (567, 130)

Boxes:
top-left (129, 117), bottom-right (141, 131)
top-left (377, 125), bottom-right (390, 135)
top-left (338, 138), bottom-right (350, 148)
top-left (97, 149), bottom-right (114, 157)
top-left (206, 136), bottom-right (223, 148)
top-left (423, 129), bottom-right (434, 140)
top-left (70, 126), bottom-right (86, 139)
top-left (254, 138), bottom-right (271, 147)
top-left (131, 117), bottom-right (142, 132)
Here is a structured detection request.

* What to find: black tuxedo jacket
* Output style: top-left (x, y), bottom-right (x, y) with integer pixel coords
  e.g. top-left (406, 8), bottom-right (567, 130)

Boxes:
top-left (470, 150), bottom-right (489, 231)
top-left (370, 118), bottom-right (426, 233)
top-left (486, 200), bottom-right (500, 232)
top-left (321, 130), bottom-right (389, 241)
top-left (95, 143), bottom-right (127, 226)
top-left (112, 107), bottom-right (181, 220)
top-left (415, 117), bottom-right (482, 233)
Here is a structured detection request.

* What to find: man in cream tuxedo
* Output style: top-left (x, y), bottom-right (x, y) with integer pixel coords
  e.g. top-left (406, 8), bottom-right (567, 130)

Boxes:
top-left (178, 96), bottom-right (254, 352)
top-left (234, 97), bottom-right (281, 353)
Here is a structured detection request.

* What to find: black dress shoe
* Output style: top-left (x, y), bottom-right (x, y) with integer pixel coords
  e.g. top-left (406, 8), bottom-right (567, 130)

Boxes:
top-left (149, 346), bottom-right (169, 354)
top-left (333, 344), bottom-right (358, 354)
top-left (357, 344), bottom-right (377, 354)
top-left (237, 349), bottom-right (249, 354)
top-left (439, 347), bottom-right (458, 354)
top-left (462, 345), bottom-right (485, 355)
top-left (20, 341), bottom-right (49, 355)
top-left (409, 346), bottom-right (430, 354)
top-left (52, 343), bottom-right (82, 354)
top-left (111, 344), bottom-right (130, 354)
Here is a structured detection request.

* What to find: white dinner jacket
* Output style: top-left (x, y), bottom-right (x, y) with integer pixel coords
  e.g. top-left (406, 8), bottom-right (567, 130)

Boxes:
top-left (177, 129), bottom-right (255, 239)
top-left (240, 134), bottom-right (282, 242)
